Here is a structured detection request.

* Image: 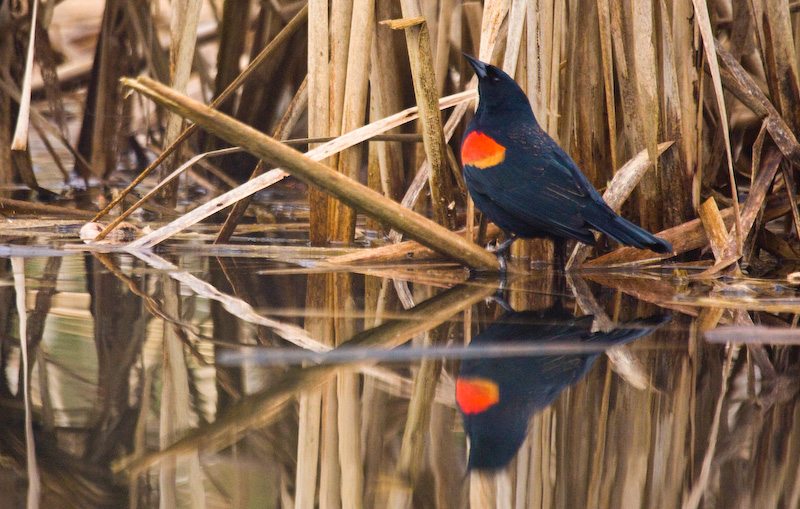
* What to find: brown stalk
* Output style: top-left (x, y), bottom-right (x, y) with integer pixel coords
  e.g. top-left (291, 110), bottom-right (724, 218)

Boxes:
top-left (757, 229), bottom-right (800, 259)
top-left (369, 0), bottom-right (406, 206)
top-left (10, 0), bottom-right (39, 151)
top-left (307, 0), bottom-right (330, 244)
top-left (332, 0), bottom-right (374, 245)
top-left (121, 90), bottom-right (475, 249)
top-left (721, 148), bottom-right (783, 259)
top-left (212, 0), bottom-right (252, 119)
top-left (631, 0), bottom-right (659, 181)
top-left (569, 2), bottom-right (610, 191)
top-left (122, 76), bottom-right (499, 269)
top-left (655, 0), bottom-right (695, 226)
top-left (334, 9), bottom-right (377, 506)
top-left (502, 0), bottom-right (526, 78)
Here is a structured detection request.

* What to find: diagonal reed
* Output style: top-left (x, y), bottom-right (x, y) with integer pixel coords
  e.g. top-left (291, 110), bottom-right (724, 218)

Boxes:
top-left (122, 76), bottom-right (499, 270)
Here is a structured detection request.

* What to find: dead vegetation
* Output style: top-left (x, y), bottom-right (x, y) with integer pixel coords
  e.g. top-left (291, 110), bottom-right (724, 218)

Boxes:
top-left (0, 0), bottom-right (798, 274)
top-left (3, 0), bottom-right (800, 507)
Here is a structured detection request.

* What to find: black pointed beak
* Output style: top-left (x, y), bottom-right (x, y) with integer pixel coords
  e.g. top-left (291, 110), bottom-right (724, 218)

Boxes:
top-left (463, 53), bottom-right (488, 79)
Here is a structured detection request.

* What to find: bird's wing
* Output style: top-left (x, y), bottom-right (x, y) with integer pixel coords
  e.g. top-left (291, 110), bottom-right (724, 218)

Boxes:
top-left (465, 141), bottom-right (601, 242)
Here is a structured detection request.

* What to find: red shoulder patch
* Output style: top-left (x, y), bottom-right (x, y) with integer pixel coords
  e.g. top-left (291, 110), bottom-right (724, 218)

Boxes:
top-left (461, 131), bottom-right (506, 169)
top-left (456, 376), bottom-right (500, 414)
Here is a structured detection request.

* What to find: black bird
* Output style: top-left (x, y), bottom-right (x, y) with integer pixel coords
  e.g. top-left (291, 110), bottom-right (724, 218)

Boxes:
top-left (457, 305), bottom-right (669, 470)
top-left (460, 54), bottom-right (673, 261)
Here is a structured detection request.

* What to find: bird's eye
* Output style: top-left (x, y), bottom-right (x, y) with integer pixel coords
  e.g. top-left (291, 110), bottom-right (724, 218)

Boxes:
top-left (492, 76), bottom-right (501, 83)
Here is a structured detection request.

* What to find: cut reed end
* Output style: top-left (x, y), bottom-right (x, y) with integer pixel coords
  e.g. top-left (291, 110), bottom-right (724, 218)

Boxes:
top-left (380, 17), bottom-right (425, 30)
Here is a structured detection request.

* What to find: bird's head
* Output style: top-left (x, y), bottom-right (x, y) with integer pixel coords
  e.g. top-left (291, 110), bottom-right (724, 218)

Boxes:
top-left (463, 54), bottom-right (534, 119)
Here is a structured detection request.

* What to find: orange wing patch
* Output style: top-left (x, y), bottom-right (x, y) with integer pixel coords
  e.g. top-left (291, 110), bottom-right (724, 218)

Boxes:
top-left (456, 377), bottom-right (500, 414)
top-left (461, 131), bottom-right (506, 169)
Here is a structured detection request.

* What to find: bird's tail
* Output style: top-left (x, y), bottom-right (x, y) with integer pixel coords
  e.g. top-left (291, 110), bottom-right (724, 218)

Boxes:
top-left (585, 203), bottom-right (673, 254)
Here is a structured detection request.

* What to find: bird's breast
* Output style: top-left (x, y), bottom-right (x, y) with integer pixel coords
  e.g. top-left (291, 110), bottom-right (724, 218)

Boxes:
top-left (461, 131), bottom-right (506, 169)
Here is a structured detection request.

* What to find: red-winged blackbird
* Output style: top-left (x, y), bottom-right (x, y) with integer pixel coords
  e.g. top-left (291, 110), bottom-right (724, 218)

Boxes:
top-left (461, 55), bottom-right (673, 259)
top-left (457, 305), bottom-right (669, 470)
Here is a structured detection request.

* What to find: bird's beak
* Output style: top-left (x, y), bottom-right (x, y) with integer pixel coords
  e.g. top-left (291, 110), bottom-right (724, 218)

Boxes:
top-left (463, 53), bottom-right (488, 79)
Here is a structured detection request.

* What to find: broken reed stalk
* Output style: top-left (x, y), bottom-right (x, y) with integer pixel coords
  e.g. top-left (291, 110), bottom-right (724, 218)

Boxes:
top-left (698, 197), bottom-right (729, 263)
top-left (122, 76), bottom-right (499, 269)
top-left (90, 4), bottom-right (309, 239)
top-left (389, 13), bottom-right (454, 228)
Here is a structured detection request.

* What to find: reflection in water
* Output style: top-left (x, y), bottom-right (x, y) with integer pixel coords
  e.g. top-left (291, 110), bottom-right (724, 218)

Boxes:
top-left (457, 304), bottom-right (669, 470)
top-left (2, 254), bottom-right (800, 506)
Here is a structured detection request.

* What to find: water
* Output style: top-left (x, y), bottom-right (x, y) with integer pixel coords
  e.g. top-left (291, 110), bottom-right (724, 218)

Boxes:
top-left (1, 249), bottom-right (799, 508)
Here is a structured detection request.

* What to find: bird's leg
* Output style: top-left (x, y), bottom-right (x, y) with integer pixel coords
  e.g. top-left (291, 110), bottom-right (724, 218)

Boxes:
top-left (485, 272), bottom-right (513, 310)
top-left (496, 253), bottom-right (507, 273)
top-left (486, 234), bottom-right (517, 272)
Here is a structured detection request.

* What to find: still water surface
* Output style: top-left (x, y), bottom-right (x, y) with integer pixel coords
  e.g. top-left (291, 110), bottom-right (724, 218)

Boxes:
top-left (1, 250), bottom-right (799, 508)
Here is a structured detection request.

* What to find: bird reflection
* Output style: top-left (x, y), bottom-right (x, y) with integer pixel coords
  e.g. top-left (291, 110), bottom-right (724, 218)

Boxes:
top-left (457, 304), bottom-right (669, 470)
